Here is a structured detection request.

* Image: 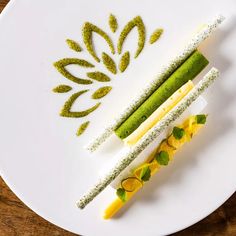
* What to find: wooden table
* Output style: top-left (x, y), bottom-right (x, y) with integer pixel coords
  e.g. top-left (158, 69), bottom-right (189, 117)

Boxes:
top-left (0, 1), bottom-right (235, 235)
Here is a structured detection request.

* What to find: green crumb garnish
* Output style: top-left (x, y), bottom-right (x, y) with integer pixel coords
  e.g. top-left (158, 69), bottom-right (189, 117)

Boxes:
top-left (52, 84), bottom-right (72, 93)
top-left (117, 16), bottom-right (145, 58)
top-left (76, 121), bottom-right (90, 136)
top-left (116, 188), bottom-right (126, 202)
top-left (172, 127), bottom-right (185, 140)
top-left (102, 52), bottom-right (117, 74)
top-left (91, 86), bottom-right (112, 99)
top-left (66, 39), bottom-right (82, 52)
top-left (60, 90), bottom-right (101, 118)
top-left (155, 151), bottom-right (169, 166)
top-left (140, 166), bottom-right (151, 182)
top-left (87, 71), bottom-right (111, 82)
top-left (109, 14), bottom-right (118, 33)
top-left (119, 51), bottom-right (130, 72)
top-left (149, 28), bottom-right (163, 44)
top-left (53, 58), bottom-right (94, 85)
top-left (82, 22), bottom-right (115, 62)
top-left (196, 114), bottom-right (207, 124)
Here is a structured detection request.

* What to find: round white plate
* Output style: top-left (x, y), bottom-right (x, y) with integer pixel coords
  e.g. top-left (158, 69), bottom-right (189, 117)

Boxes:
top-left (0, 0), bottom-right (236, 235)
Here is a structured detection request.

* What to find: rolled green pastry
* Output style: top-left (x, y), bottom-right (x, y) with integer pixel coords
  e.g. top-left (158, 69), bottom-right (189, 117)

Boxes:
top-left (115, 50), bottom-right (209, 139)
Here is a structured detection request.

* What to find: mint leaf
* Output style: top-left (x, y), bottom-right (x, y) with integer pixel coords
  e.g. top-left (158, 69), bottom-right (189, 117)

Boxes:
top-left (140, 166), bottom-right (151, 182)
top-left (155, 151), bottom-right (169, 166)
top-left (196, 114), bottom-right (207, 124)
top-left (116, 188), bottom-right (126, 202)
top-left (173, 126), bottom-right (185, 140)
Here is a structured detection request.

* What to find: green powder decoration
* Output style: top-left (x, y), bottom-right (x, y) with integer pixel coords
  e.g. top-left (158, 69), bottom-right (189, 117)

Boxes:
top-left (117, 16), bottom-right (145, 58)
top-left (54, 58), bottom-right (94, 85)
top-left (82, 22), bottom-right (115, 62)
top-left (87, 71), bottom-right (111, 82)
top-left (66, 39), bottom-right (83, 52)
top-left (92, 86), bottom-right (112, 99)
top-left (119, 51), bottom-right (130, 72)
top-left (52, 84), bottom-right (72, 93)
top-left (102, 52), bottom-right (117, 74)
top-left (109, 14), bottom-right (118, 33)
top-left (76, 121), bottom-right (90, 136)
top-left (149, 28), bottom-right (163, 44)
top-left (60, 90), bottom-right (101, 118)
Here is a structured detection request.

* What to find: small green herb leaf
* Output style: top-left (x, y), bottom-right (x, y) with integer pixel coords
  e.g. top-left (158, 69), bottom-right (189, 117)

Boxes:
top-left (119, 51), bottom-right (130, 73)
top-left (52, 84), bottom-right (72, 93)
top-left (109, 14), bottom-right (118, 33)
top-left (87, 71), bottom-right (111, 82)
top-left (66, 39), bottom-right (82, 52)
top-left (91, 86), bottom-right (112, 99)
top-left (102, 52), bottom-right (117, 74)
top-left (116, 188), bottom-right (126, 202)
top-left (149, 28), bottom-right (163, 44)
top-left (173, 127), bottom-right (185, 140)
top-left (196, 114), bottom-right (207, 124)
top-left (140, 166), bottom-right (151, 182)
top-left (155, 151), bottom-right (169, 166)
top-left (76, 121), bottom-right (90, 136)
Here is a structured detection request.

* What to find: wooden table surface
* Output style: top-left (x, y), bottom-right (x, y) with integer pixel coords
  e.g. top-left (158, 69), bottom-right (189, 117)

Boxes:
top-left (0, 0), bottom-right (235, 235)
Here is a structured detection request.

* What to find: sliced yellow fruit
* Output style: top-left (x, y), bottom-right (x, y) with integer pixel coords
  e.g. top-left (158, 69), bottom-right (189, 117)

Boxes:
top-left (121, 177), bottom-right (142, 192)
top-left (103, 115), bottom-right (206, 219)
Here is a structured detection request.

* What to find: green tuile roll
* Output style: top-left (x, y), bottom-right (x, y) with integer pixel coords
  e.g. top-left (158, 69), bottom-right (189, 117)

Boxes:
top-left (115, 50), bottom-right (209, 139)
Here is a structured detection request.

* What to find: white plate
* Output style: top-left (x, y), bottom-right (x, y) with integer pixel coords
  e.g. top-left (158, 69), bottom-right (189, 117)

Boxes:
top-left (0, 0), bottom-right (236, 235)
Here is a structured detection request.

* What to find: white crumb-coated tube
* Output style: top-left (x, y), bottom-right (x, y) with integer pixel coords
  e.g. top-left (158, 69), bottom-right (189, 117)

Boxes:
top-left (86, 15), bottom-right (225, 152)
top-left (77, 68), bottom-right (219, 209)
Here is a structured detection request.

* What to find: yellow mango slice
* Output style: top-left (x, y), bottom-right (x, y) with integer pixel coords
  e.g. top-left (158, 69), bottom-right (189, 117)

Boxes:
top-left (103, 115), bottom-right (206, 219)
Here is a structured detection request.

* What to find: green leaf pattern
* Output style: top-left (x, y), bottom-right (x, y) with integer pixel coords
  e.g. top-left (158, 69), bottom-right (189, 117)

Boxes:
top-left (53, 14), bottom-right (163, 136)
top-left (92, 86), bottom-right (112, 99)
top-left (54, 58), bottom-right (94, 85)
top-left (60, 90), bottom-right (101, 118)
top-left (82, 22), bottom-right (115, 62)
top-left (102, 52), bottom-right (117, 74)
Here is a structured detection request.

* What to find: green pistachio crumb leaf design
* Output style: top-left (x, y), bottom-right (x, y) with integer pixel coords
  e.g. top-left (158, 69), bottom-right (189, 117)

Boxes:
top-left (54, 58), bottom-right (94, 85)
top-left (117, 16), bottom-right (145, 58)
top-left (116, 188), bottom-right (126, 202)
top-left (102, 52), bottom-right (117, 74)
top-left (53, 14), bottom-right (164, 136)
top-left (87, 71), bottom-right (111, 82)
top-left (196, 114), bottom-right (207, 124)
top-left (52, 84), bottom-right (72, 93)
top-left (92, 86), bottom-right (112, 99)
top-left (140, 166), bottom-right (151, 182)
top-left (155, 151), bottom-right (169, 166)
top-left (66, 39), bottom-right (83, 52)
top-left (76, 121), bottom-right (90, 136)
top-left (119, 51), bottom-right (130, 72)
top-left (82, 22), bottom-right (115, 62)
top-left (60, 90), bottom-right (101, 118)
top-left (149, 28), bottom-right (163, 44)
top-left (172, 127), bottom-right (185, 140)
top-left (109, 14), bottom-right (118, 33)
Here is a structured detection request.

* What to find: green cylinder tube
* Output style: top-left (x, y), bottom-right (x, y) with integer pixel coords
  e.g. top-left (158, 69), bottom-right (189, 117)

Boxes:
top-left (115, 50), bottom-right (209, 139)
